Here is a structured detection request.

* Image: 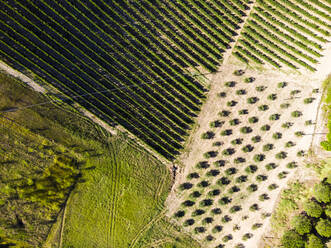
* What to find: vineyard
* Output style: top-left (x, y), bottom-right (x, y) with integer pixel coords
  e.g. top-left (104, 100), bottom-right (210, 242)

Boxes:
top-left (0, 0), bottom-right (254, 160)
top-left (233, 0), bottom-right (331, 71)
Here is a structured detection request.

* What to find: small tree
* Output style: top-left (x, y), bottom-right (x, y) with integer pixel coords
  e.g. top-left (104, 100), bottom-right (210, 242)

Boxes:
top-left (221, 129), bottom-right (233, 136)
top-left (295, 131), bottom-right (304, 137)
top-left (291, 215), bottom-right (312, 235)
top-left (206, 169), bottom-right (220, 177)
top-left (282, 122), bottom-right (293, 128)
top-left (234, 69), bottom-right (245, 76)
top-left (278, 171), bottom-right (288, 179)
top-left (256, 174), bottom-right (267, 182)
top-left (219, 110), bottom-right (231, 117)
top-left (242, 145), bottom-right (254, 153)
top-left (208, 189), bottom-right (220, 197)
top-left (263, 143), bottom-right (274, 151)
top-left (247, 184), bottom-right (258, 192)
top-left (211, 208), bottom-right (222, 215)
top-left (234, 157), bottom-right (246, 164)
top-left (305, 120), bottom-right (313, 126)
top-left (197, 180), bottom-right (210, 188)
top-left (249, 204), bottom-right (259, 211)
top-left (229, 118), bottom-right (241, 126)
top-left (212, 141), bottom-right (223, 147)
top-left (285, 141), bottom-right (296, 147)
top-left (201, 131), bottom-right (215, 139)
top-left (268, 184), bottom-right (278, 190)
top-left (212, 225), bottom-right (223, 233)
top-left (286, 162), bottom-right (297, 169)
top-left (254, 154), bottom-right (265, 162)
top-left (247, 97), bottom-right (259, 104)
top-left (272, 132), bottom-right (282, 139)
top-left (248, 116), bottom-right (259, 123)
top-left (214, 160), bottom-right (226, 167)
top-left (313, 182), bottom-right (330, 203)
top-left (194, 226), bottom-right (206, 234)
top-left (174, 210), bottom-right (185, 218)
top-left (251, 135), bottom-right (261, 143)
top-left (315, 218), bottom-right (331, 237)
top-left (306, 234), bottom-right (324, 248)
top-left (219, 197), bottom-right (231, 205)
top-left (179, 183), bottom-right (193, 190)
top-left (260, 124), bottom-right (270, 131)
top-left (238, 109), bottom-right (249, 115)
top-left (252, 223), bottom-right (262, 230)
top-left (269, 113), bottom-right (280, 121)
top-left (291, 90), bottom-right (301, 95)
top-left (217, 177), bottom-right (231, 186)
top-left (266, 163), bottom-right (278, 171)
top-left (281, 230), bottom-right (305, 248)
top-left (259, 194), bottom-right (269, 201)
top-left (196, 161), bottom-right (210, 169)
top-left (245, 165), bottom-right (258, 173)
top-left (205, 235), bottom-right (214, 242)
top-left (230, 205), bottom-right (242, 213)
top-left (280, 103), bottom-right (290, 109)
top-left (228, 186), bottom-right (240, 194)
top-left (236, 89), bottom-right (247, 95)
top-left (304, 200), bottom-right (323, 218)
top-left (267, 94), bottom-right (277, 100)
top-left (218, 92), bottom-right (227, 98)
top-left (182, 200), bottom-right (195, 207)
top-left (202, 217), bottom-right (214, 225)
top-left (200, 199), bottom-right (213, 207)
top-left (278, 82), bottom-right (288, 88)
top-left (291, 111), bottom-right (303, 118)
top-left (225, 81), bottom-right (236, 87)
top-left (210, 120), bottom-right (224, 128)
top-left (258, 105), bottom-right (269, 111)
top-left (242, 233), bottom-right (253, 241)
top-left (304, 98), bottom-right (315, 104)
top-left (276, 151), bottom-right (287, 159)
top-left (231, 138), bottom-right (243, 145)
top-left (183, 219), bottom-right (195, 226)
top-left (227, 100), bottom-right (238, 107)
top-left (222, 148), bottom-right (235, 156)
top-left (192, 209), bottom-right (205, 216)
top-left (240, 126), bottom-right (252, 134)
top-left (245, 77), bottom-right (255, 83)
top-left (236, 175), bottom-right (248, 183)
top-left (203, 151), bottom-right (218, 158)
top-left (221, 215), bottom-right (232, 223)
top-left (190, 191), bottom-right (201, 198)
top-left (187, 172), bottom-right (200, 179)
top-left (256, 85), bottom-right (267, 92)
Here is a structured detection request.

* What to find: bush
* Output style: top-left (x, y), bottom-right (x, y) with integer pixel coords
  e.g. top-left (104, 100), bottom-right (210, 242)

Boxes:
top-left (219, 110), bottom-right (231, 117)
top-left (248, 116), bottom-right (259, 123)
top-left (218, 92), bottom-right (227, 98)
top-left (256, 175), bottom-right (267, 182)
top-left (236, 89), bottom-right (247, 95)
top-left (225, 81), bottom-right (236, 87)
top-left (276, 151), bottom-right (287, 159)
top-left (238, 109), bottom-right (249, 115)
top-left (222, 148), bottom-right (235, 156)
top-left (227, 100), bottom-right (238, 107)
top-left (263, 144), bottom-right (274, 151)
top-left (221, 215), bottom-right (232, 223)
top-left (245, 165), bottom-right (258, 173)
top-left (211, 208), bottom-right (222, 215)
top-left (228, 186), bottom-right (240, 194)
top-left (278, 82), bottom-right (288, 88)
top-left (234, 157), bottom-right (246, 163)
top-left (234, 69), bottom-right (245, 76)
top-left (174, 210), bottom-right (185, 218)
top-left (229, 118), bottom-right (241, 126)
top-left (231, 138), bottom-right (243, 145)
top-left (258, 104), bottom-right (269, 111)
top-left (204, 151), bottom-right (218, 158)
top-left (256, 85), bottom-right (267, 92)
top-left (190, 191), bottom-right (201, 198)
top-left (245, 77), bottom-right (255, 83)
top-left (202, 217), bottom-right (214, 225)
top-left (251, 135), bottom-right (261, 143)
top-left (260, 124), bottom-right (270, 131)
top-left (267, 94), bottom-right (277, 100)
top-left (214, 160), bottom-right (226, 167)
top-left (291, 111), bottom-right (303, 118)
top-left (212, 141), bottom-right (223, 147)
top-left (194, 226), bottom-right (206, 234)
top-left (268, 184), bottom-right (278, 190)
top-left (291, 90), bottom-right (301, 95)
top-left (249, 204), bottom-right (259, 211)
top-left (272, 132), bottom-right (282, 139)
top-left (219, 197), bottom-right (231, 205)
top-left (252, 223), bottom-right (262, 230)
top-left (196, 161), bottom-right (210, 169)
top-left (247, 184), bottom-right (258, 192)
top-left (305, 120), bottom-right (313, 126)
top-left (242, 145), bottom-right (254, 152)
top-left (286, 162), bottom-right (297, 169)
top-left (242, 233), bottom-right (253, 241)
top-left (315, 218), bottom-right (331, 237)
top-left (247, 97), bottom-right (259, 104)
top-left (281, 230), bottom-right (305, 248)
top-left (197, 180), bottom-right (210, 188)
top-left (282, 122), bottom-right (293, 128)
top-left (208, 189), bottom-right (220, 197)
top-left (192, 209), bottom-right (205, 217)
top-left (304, 200), bottom-right (323, 218)
top-left (306, 234), bottom-right (324, 248)
top-left (280, 103), bottom-right (290, 109)
top-left (206, 169), bottom-right (220, 177)
top-left (266, 163), bottom-right (278, 170)
top-left (210, 120), bottom-right (224, 128)
top-left (313, 182), bottom-right (330, 203)
top-left (201, 131), bottom-right (215, 139)
top-left (254, 154), bottom-right (265, 162)
top-left (304, 98), bottom-right (315, 104)
top-left (269, 113), bottom-right (280, 120)
top-left (205, 235), bottom-right (214, 242)
top-left (240, 126), bottom-right (252, 133)
top-left (295, 131), bottom-right (304, 137)
top-left (212, 225), bottom-right (223, 233)
top-left (297, 150), bottom-right (305, 157)
top-left (278, 171), bottom-right (288, 179)
top-left (285, 141), bottom-right (296, 147)
top-left (291, 215), bottom-right (312, 235)
top-left (187, 172), bottom-right (200, 179)
top-left (183, 219), bottom-right (195, 226)
top-left (221, 129), bottom-right (233, 136)
top-left (217, 177), bottom-right (231, 186)
top-left (230, 205), bottom-right (242, 213)
top-left (326, 205), bottom-right (331, 218)
top-left (259, 194), bottom-right (269, 201)
top-left (200, 199), bottom-right (213, 207)
top-left (182, 200), bottom-right (195, 207)
top-left (179, 183), bottom-right (193, 190)
top-left (236, 175), bottom-right (248, 183)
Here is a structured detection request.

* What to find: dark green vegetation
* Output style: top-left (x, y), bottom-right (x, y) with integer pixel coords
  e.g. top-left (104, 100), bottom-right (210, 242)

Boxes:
top-left (0, 0), bottom-right (250, 160)
top-left (321, 76), bottom-right (331, 151)
top-left (0, 73), bottom-right (199, 247)
top-left (233, 0), bottom-right (331, 71)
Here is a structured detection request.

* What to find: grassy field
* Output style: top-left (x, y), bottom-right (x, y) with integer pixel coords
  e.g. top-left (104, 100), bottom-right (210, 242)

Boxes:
top-left (0, 72), bottom-right (199, 248)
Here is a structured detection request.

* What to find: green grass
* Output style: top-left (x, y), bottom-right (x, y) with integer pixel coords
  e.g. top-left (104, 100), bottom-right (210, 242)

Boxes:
top-left (0, 72), bottom-right (198, 248)
top-left (321, 75), bottom-right (331, 150)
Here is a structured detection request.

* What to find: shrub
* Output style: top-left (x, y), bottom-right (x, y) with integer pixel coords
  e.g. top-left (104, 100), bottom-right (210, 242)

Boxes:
top-left (227, 100), bottom-right (238, 107)
top-left (245, 77), bottom-right (255, 83)
top-left (221, 215), bottom-right (232, 223)
top-left (187, 172), bottom-right (200, 179)
top-left (182, 200), bottom-right (195, 207)
top-left (210, 120), bottom-right (224, 128)
top-left (251, 135), bottom-right (261, 143)
top-left (205, 235), bottom-right (214, 242)
top-left (221, 129), bottom-right (233, 136)
top-left (291, 90), bottom-right (301, 95)
top-left (280, 103), bottom-right (290, 109)
top-left (304, 98), bottom-right (315, 104)
top-left (192, 209), bottom-right (205, 217)
top-left (268, 184), bottom-right (278, 190)
top-left (230, 205), bottom-right (242, 213)
top-left (269, 113), bottom-right (280, 120)
top-left (267, 94), bottom-right (277, 100)
top-left (190, 191), bottom-right (201, 198)
top-left (242, 233), bottom-right (253, 241)
top-left (285, 141), bottom-right (296, 147)
top-left (219, 197), bottom-right (231, 205)
top-left (247, 184), bottom-right (258, 192)
top-left (236, 89), bottom-right (247, 95)
top-left (278, 171), bottom-right (288, 179)
top-left (304, 200), bottom-right (323, 217)
top-left (254, 154), bottom-right (265, 162)
top-left (306, 234), bottom-right (324, 248)
top-left (211, 208), bottom-right (222, 215)
top-left (218, 92), bottom-right (227, 98)
top-left (256, 85), bottom-right (267, 92)
top-left (278, 82), bottom-right (288, 88)
top-left (295, 131), bottom-right (304, 137)
top-left (203, 151), bottom-right (218, 158)
top-left (266, 163), bottom-right (278, 170)
top-left (206, 169), bottom-right (220, 177)
top-left (242, 145), bottom-right (254, 153)
top-left (291, 111), bottom-right (303, 118)
top-left (229, 118), bottom-right (241, 126)
top-left (240, 126), bottom-right (252, 133)
top-left (231, 138), bottom-right (243, 145)
top-left (183, 219), bottom-right (195, 226)
top-left (225, 81), bottom-right (236, 87)
top-left (315, 218), bottom-right (331, 237)
top-left (174, 210), bottom-right (185, 218)
top-left (256, 175), bottom-right (267, 182)
top-left (276, 151), bottom-right (287, 159)
top-left (248, 116), bottom-right (259, 123)
top-left (249, 204), bottom-right (259, 211)
top-left (272, 132), bottom-right (282, 139)
top-left (313, 182), bottom-right (330, 203)
top-left (179, 183), bottom-right (193, 190)
top-left (260, 125), bottom-right (270, 131)
top-left (263, 143), bottom-right (274, 151)
top-left (228, 186), bottom-right (240, 194)
top-left (281, 230), bottom-right (305, 248)
top-left (219, 110), bottom-right (231, 117)
top-left (194, 226), bottom-right (205, 234)
top-left (222, 148), bottom-right (235, 156)
top-left (282, 122), bottom-right (293, 128)
top-left (197, 180), bottom-right (210, 188)
top-left (258, 105), bottom-right (269, 111)
top-left (326, 205), bottom-right (331, 218)
top-left (291, 215), bottom-right (312, 235)
top-left (252, 223), bottom-right (262, 230)
top-left (286, 162), bottom-right (297, 169)
top-left (305, 120), bottom-right (313, 126)
top-left (208, 189), bottom-right (220, 197)
top-left (236, 175), bottom-right (248, 183)
top-left (259, 194), bottom-right (269, 201)
top-left (201, 131), bottom-right (215, 139)
top-left (245, 165), bottom-right (258, 173)
top-left (202, 217), bottom-right (214, 225)
top-left (217, 177), bottom-right (231, 186)
top-left (234, 157), bottom-right (246, 163)
top-left (238, 109), bottom-right (249, 115)
top-left (212, 225), bottom-right (223, 233)
top-left (234, 69), bottom-right (245, 76)
top-left (312, 88), bottom-right (319, 93)
top-left (196, 161), bottom-right (209, 169)
top-left (212, 141), bottom-right (223, 147)
top-left (247, 97), bottom-right (259, 104)
top-left (214, 160), bottom-right (226, 167)
top-left (200, 199), bottom-right (213, 207)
